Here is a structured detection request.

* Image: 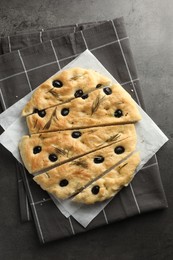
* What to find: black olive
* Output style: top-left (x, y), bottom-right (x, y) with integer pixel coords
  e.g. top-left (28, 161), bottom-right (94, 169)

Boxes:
top-left (61, 108), bottom-right (69, 116)
top-left (38, 109), bottom-right (46, 118)
top-left (59, 179), bottom-right (69, 187)
top-left (71, 131), bottom-right (82, 138)
top-left (52, 80), bottom-right (63, 88)
top-left (114, 146), bottom-right (125, 154)
top-left (33, 146), bottom-right (42, 154)
top-left (91, 185), bottom-right (100, 195)
top-left (96, 84), bottom-right (102, 88)
top-left (81, 93), bottom-right (89, 99)
top-left (103, 87), bottom-right (112, 95)
top-left (33, 108), bottom-right (39, 113)
top-left (94, 156), bottom-right (104, 164)
top-left (74, 89), bottom-right (83, 98)
top-left (114, 109), bottom-right (123, 118)
top-left (49, 154), bottom-right (58, 162)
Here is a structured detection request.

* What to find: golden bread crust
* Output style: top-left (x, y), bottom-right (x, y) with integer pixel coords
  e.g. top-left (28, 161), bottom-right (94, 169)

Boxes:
top-left (33, 137), bottom-right (137, 200)
top-left (22, 67), bottom-right (111, 116)
top-left (26, 82), bottom-right (141, 134)
top-left (19, 67), bottom-right (141, 204)
top-left (72, 153), bottom-right (140, 204)
top-left (19, 124), bottom-right (136, 173)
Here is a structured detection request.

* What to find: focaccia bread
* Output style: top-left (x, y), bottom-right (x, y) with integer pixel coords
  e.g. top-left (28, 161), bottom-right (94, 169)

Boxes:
top-left (19, 124), bottom-right (136, 174)
top-left (33, 137), bottom-right (137, 200)
top-left (72, 153), bottom-right (140, 204)
top-left (19, 67), bottom-right (142, 204)
top-left (22, 67), bottom-right (111, 116)
top-left (26, 81), bottom-right (141, 134)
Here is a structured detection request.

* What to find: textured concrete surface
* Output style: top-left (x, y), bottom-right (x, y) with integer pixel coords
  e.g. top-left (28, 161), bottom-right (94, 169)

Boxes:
top-left (0, 0), bottom-right (173, 259)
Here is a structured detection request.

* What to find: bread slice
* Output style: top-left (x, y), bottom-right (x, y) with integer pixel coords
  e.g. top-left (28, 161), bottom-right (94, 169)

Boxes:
top-left (19, 124), bottom-right (136, 174)
top-left (26, 82), bottom-right (141, 134)
top-left (22, 67), bottom-right (111, 116)
top-left (72, 152), bottom-right (140, 204)
top-left (33, 137), bottom-right (138, 200)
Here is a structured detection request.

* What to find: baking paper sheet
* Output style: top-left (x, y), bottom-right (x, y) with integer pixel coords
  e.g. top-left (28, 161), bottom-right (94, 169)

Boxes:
top-left (0, 50), bottom-right (168, 227)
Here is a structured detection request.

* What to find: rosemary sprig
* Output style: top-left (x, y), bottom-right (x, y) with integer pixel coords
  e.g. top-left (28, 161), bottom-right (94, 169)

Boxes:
top-left (53, 147), bottom-right (67, 156)
top-left (70, 74), bottom-right (84, 80)
top-left (96, 133), bottom-right (121, 148)
top-left (38, 134), bottom-right (49, 140)
top-left (91, 95), bottom-right (105, 115)
top-left (43, 107), bottom-right (57, 130)
top-left (48, 88), bottom-right (60, 99)
top-left (105, 133), bottom-right (121, 143)
top-left (45, 172), bottom-right (50, 178)
top-left (72, 160), bottom-right (88, 168)
top-left (119, 163), bottom-right (128, 170)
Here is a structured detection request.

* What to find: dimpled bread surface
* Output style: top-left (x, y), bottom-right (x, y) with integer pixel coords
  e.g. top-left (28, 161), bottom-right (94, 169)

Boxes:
top-left (19, 67), bottom-right (141, 204)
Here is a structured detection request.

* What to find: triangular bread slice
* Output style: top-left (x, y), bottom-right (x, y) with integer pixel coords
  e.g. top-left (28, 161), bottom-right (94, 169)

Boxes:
top-left (33, 137), bottom-right (138, 200)
top-left (19, 124), bottom-right (136, 174)
top-left (26, 82), bottom-right (141, 134)
top-left (72, 152), bottom-right (140, 204)
top-left (22, 67), bottom-right (111, 116)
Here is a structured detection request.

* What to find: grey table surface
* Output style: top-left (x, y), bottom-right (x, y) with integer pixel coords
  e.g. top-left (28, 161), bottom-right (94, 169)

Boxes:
top-left (0, 0), bottom-right (172, 259)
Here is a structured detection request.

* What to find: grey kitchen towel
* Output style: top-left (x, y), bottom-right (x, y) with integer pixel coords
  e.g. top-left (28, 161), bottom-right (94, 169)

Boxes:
top-left (0, 17), bottom-right (168, 243)
top-left (0, 21), bottom-right (105, 54)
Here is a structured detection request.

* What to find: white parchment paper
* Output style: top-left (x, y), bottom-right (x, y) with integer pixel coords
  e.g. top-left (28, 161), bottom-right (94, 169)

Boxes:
top-left (0, 50), bottom-right (168, 227)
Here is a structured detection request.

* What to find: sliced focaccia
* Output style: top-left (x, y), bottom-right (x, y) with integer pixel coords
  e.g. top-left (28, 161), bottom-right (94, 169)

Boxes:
top-left (72, 152), bottom-right (140, 204)
top-left (19, 66), bottom-right (142, 204)
top-left (22, 67), bottom-right (111, 116)
top-left (26, 82), bottom-right (141, 134)
top-left (33, 137), bottom-right (138, 200)
top-left (19, 124), bottom-right (136, 174)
